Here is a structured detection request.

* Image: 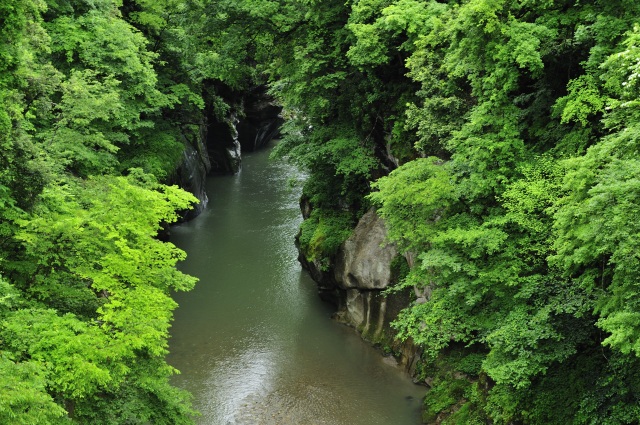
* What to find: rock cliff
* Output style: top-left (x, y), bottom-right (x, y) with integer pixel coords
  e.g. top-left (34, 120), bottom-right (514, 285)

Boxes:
top-left (207, 86), bottom-right (282, 175)
top-left (172, 124), bottom-right (211, 220)
top-left (300, 208), bottom-right (423, 379)
top-left (174, 86), bottom-right (282, 218)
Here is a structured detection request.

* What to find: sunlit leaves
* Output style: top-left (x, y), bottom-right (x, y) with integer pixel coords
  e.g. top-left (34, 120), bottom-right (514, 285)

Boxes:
top-left (0, 353), bottom-right (67, 425)
top-left (98, 285), bottom-right (177, 356)
top-left (0, 0), bottom-right (230, 422)
top-left (370, 157), bottom-right (457, 253)
top-left (5, 172), bottom-right (198, 421)
top-left (17, 173), bottom-right (197, 302)
top-left (555, 75), bottom-right (606, 126)
top-left (2, 308), bottom-right (116, 398)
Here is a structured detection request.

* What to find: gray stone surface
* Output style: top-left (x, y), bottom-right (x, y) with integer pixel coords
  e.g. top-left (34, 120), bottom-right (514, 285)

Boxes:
top-left (335, 210), bottom-right (422, 376)
top-left (334, 209), bottom-right (397, 290)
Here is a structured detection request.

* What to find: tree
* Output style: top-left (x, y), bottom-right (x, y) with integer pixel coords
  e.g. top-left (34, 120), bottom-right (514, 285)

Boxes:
top-left (3, 171), bottom-right (198, 422)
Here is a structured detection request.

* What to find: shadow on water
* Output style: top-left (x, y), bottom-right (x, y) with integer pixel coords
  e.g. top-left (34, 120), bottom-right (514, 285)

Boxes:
top-left (167, 145), bottom-right (426, 425)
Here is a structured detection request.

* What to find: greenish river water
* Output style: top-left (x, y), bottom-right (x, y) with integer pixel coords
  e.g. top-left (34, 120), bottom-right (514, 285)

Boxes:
top-left (168, 146), bottom-right (425, 424)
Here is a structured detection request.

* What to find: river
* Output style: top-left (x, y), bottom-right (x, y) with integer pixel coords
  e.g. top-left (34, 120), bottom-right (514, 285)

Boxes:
top-left (167, 145), bottom-right (426, 424)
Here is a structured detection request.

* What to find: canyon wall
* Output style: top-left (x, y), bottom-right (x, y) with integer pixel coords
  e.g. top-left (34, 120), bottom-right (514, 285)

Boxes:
top-left (299, 208), bottom-right (424, 380)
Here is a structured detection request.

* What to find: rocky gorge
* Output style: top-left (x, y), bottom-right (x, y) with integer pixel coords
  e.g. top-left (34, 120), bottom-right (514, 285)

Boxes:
top-left (171, 86), bottom-right (284, 219)
top-left (171, 86), bottom-right (427, 410)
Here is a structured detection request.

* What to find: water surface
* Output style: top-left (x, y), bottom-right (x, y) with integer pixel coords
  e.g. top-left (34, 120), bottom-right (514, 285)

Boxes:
top-left (168, 146), bottom-right (425, 424)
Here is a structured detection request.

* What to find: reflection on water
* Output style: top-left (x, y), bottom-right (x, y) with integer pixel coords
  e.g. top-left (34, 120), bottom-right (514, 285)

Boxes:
top-left (168, 145), bottom-right (425, 424)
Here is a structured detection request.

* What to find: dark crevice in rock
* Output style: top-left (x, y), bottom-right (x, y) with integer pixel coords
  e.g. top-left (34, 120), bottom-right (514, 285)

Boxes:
top-left (173, 84), bottom-right (282, 219)
top-left (237, 86), bottom-right (284, 152)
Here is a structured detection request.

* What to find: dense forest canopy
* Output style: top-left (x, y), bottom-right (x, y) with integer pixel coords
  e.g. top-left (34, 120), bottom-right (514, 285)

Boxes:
top-left (2, 0), bottom-right (640, 423)
top-left (268, 1), bottom-right (640, 422)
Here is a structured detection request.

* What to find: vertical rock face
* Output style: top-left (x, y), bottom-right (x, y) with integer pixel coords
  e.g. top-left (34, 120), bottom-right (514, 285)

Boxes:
top-left (173, 85), bottom-right (283, 219)
top-left (301, 208), bottom-right (423, 378)
top-left (237, 87), bottom-right (284, 152)
top-left (207, 113), bottom-right (243, 175)
top-left (173, 125), bottom-right (211, 220)
top-left (206, 86), bottom-right (283, 174)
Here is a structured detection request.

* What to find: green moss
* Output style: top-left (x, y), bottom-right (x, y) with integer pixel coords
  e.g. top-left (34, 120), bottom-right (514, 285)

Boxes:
top-left (362, 323), bottom-right (389, 347)
top-left (298, 208), bottom-right (354, 270)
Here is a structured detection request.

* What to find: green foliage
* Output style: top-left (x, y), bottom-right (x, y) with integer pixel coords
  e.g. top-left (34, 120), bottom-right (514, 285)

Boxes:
top-left (1, 173), bottom-right (198, 422)
top-left (555, 75), bottom-right (606, 126)
top-left (0, 0), bottom-right (218, 420)
top-left (72, 356), bottom-right (197, 425)
top-left (273, 119), bottom-right (379, 257)
top-left (0, 353), bottom-right (67, 425)
top-left (389, 254), bottom-right (410, 284)
top-left (322, 1), bottom-right (640, 422)
top-left (369, 157), bottom-right (458, 253)
top-left (419, 347), bottom-right (487, 425)
top-left (42, 70), bottom-right (123, 176)
top-left (574, 352), bottom-right (640, 424)
top-left (5, 0), bottom-right (640, 423)
top-left (272, 116), bottom-right (380, 263)
top-left (298, 209), bottom-right (354, 269)
top-left (552, 127), bottom-right (640, 355)
top-left (15, 172), bottom-right (197, 308)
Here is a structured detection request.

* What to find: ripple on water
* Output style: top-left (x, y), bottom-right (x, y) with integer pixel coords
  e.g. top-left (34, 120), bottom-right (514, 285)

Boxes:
top-left (230, 382), bottom-right (346, 425)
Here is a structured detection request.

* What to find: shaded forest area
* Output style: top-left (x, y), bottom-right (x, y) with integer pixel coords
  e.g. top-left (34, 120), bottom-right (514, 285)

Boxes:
top-left (2, 0), bottom-right (640, 423)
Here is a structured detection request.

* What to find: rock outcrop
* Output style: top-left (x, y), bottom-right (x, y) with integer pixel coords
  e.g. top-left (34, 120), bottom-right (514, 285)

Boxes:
top-left (300, 208), bottom-right (423, 379)
top-left (207, 112), bottom-right (243, 175)
top-left (237, 86), bottom-right (284, 152)
top-left (172, 125), bottom-right (211, 220)
top-left (335, 210), bottom-right (396, 291)
top-left (207, 86), bottom-right (282, 175)
top-left (173, 85), bottom-right (282, 219)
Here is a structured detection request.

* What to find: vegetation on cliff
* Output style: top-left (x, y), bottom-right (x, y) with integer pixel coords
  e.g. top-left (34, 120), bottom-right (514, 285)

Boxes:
top-left (3, 0), bottom-right (640, 423)
top-left (263, 0), bottom-right (640, 423)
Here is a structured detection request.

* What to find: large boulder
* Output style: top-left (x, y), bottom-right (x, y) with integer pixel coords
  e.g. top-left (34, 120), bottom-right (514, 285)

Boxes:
top-left (334, 209), bottom-right (397, 290)
top-left (301, 208), bottom-right (423, 377)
